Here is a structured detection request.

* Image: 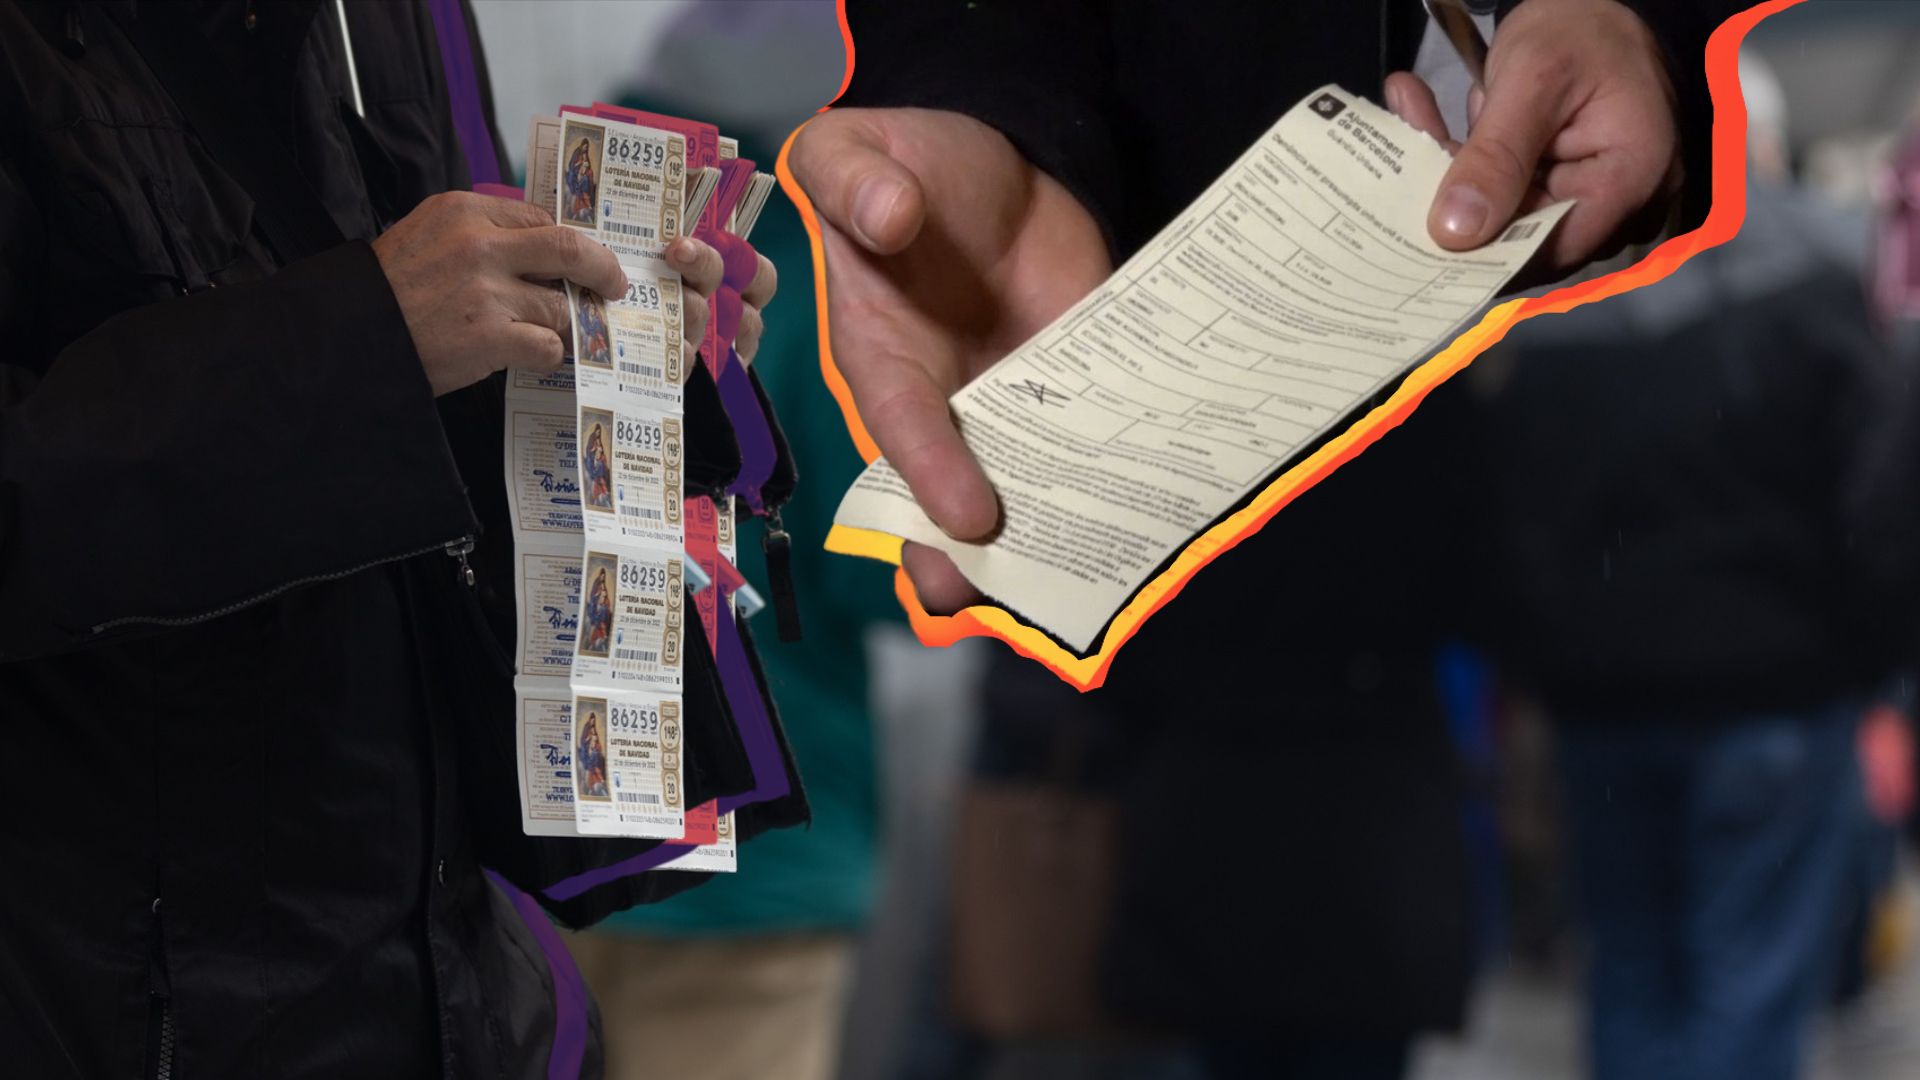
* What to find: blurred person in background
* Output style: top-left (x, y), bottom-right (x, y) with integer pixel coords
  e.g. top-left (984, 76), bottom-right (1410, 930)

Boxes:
top-left (1469, 50), bottom-right (1920, 1080)
top-left (550, 7), bottom-right (903, 1080)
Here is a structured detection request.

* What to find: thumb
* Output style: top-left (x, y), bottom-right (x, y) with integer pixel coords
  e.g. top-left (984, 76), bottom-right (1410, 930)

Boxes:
top-left (789, 111), bottom-right (927, 255)
top-left (1428, 71), bottom-right (1563, 250)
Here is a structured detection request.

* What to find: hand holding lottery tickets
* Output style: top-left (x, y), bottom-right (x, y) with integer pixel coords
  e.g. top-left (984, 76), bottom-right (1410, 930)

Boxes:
top-left (789, 107), bottom-right (1112, 612)
top-left (373, 193), bottom-right (766, 397)
top-left (1388, 0), bottom-right (1680, 273)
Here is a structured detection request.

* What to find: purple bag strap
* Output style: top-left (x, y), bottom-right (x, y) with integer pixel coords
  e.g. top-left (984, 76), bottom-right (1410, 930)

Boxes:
top-left (484, 870), bottom-right (589, 1080)
top-left (718, 346), bottom-right (778, 511)
top-left (427, 0), bottom-right (503, 186)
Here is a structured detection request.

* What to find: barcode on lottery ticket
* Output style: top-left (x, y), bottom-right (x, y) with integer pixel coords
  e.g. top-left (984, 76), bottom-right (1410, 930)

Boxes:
top-left (617, 648), bottom-right (659, 666)
top-left (619, 362), bottom-right (664, 381)
top-left (621, 506), bottom-right (664, 521)
top-left (618, 792), bottom-right (660, 805)
top-left (605, 222), bottom-right (657, 241)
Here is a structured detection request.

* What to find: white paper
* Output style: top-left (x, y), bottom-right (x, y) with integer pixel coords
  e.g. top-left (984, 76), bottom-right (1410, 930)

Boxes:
top-left (834, 85), bottom-right (1571, 652)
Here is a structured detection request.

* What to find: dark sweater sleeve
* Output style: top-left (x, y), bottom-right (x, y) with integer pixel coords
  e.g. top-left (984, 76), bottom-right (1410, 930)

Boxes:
top-left (836, 0), bottom-right (1123, 253)
top-left (0, 231), bottom-right (479, 662)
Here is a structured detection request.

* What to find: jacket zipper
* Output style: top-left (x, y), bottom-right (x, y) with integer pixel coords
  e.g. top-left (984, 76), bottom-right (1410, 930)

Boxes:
top-left (447, 538), bottom-right (517, 676)
top-left (146, 898), bottom-right (175, 1080)
top-left (92, 536), bottom-right (478, 634)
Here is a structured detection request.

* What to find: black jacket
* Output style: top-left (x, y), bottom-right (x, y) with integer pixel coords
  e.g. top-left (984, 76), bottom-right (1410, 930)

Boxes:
top-left (0, 2), bottom-right (686, 1076)
top-left (841, 0), bottom-right (1721, 1041)
top-left (1475, 183), bottom-right (1917, 717)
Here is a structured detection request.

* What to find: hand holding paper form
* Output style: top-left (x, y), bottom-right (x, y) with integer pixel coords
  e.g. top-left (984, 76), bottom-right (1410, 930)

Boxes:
top-left (830, 85), bottom-right (1571, 655)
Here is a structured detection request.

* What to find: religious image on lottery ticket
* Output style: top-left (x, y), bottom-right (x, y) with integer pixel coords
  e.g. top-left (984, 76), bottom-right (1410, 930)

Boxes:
top-left (556, 113), bottom-right (685, 259)
top-left (578, 406), bottom-right (616, 515)
top-left (559, 119), bottom-right (603, 228)
top-left (574, 696), bottom-right (612, 803)
top-left (573, 286), bottom-right (613, 371)
top-left (572, 548), bottom-right (684, 693)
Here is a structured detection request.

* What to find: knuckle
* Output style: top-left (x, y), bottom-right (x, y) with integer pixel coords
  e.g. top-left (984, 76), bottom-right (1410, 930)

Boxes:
top-left (737, 311), bottom-right (764, 361)
top-left (437, 189), bottom-right (480, 218)
top-left (1469, 135), bottom-right (1534, 189)
top-left (550, 226), bottom-right (585, 264)
top-left (539, 288), bottom-right (568, 330)
top-left (456, 224), bottom-right (497, 264)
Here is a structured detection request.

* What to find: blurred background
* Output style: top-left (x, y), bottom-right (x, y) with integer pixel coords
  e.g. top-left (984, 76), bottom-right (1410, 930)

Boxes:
top-left (470, 2), bottom-right (1920, 1078)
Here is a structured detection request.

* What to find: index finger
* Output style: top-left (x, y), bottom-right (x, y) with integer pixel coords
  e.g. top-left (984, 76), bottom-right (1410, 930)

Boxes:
top-left (789, 110), bottom-right (926, 255)
top-left (496, 225), bottom-right (627, 299)
top-left (840, 348), bottom-right (999, 541)
top-left (741, 253), bottom-right (777, 310)
top-left (474, 193), bottom-right (558, 229)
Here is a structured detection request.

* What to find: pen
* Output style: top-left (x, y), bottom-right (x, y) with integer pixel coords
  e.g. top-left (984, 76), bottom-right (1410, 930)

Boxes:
top-left (1421, 0), bottom-right (1490, 87)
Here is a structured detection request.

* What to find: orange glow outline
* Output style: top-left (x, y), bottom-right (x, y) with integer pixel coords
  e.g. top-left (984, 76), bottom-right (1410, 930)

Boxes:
top-left (776, 0), bottom-right (1797, 692)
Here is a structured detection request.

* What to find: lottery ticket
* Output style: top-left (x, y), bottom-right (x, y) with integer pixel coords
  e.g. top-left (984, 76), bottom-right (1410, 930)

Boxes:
top-left (525, 116), bottom-right (561, 221)
top-left (554, 113), bottom-right (685, 259)
top-left (576, 390), bottom-right (684, 549)
top-left (662, 804), bottom-right (738, 874)
top-left (566, 255), bottom-right (685, 406)
top-left (570, 687), bottom-right (685, 839)
top-left (571, 544), bottom-right (685, 694)
top-left (686, 166), bottom-right (721, 227)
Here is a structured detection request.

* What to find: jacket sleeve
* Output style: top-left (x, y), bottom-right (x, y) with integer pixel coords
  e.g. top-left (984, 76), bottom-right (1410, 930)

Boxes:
top-left (0, 161), bottom-right (478, 662)
top-left (836, 0), bottom-right (1123, 252)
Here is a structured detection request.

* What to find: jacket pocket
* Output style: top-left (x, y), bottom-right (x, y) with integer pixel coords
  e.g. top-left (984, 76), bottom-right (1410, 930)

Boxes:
top-left (35, 118), bottom-right (258, 307)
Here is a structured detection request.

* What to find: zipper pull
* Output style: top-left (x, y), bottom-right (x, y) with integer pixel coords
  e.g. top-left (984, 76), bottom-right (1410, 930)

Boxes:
top-left (760, 508), bottom-right (802, 643)
top-left (62, 4), bottom-right (85, 58)
top-left (446, 539), bottom-right (477, 588)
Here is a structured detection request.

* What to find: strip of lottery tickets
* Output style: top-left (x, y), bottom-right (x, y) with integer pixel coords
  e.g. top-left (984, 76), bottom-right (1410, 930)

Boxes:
top-left (502, 107), bottom-right (772, 872)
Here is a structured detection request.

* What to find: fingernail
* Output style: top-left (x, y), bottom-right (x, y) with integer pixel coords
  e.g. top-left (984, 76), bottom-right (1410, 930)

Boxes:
top-left (851, 176), bottom-right (905, 248)
top-left (1435, 185), bottom-right (1491, 242)
top-left (1385, 83), bottom-right (1403, 115)
top-left (669, 238), bottom-right (693, 264)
